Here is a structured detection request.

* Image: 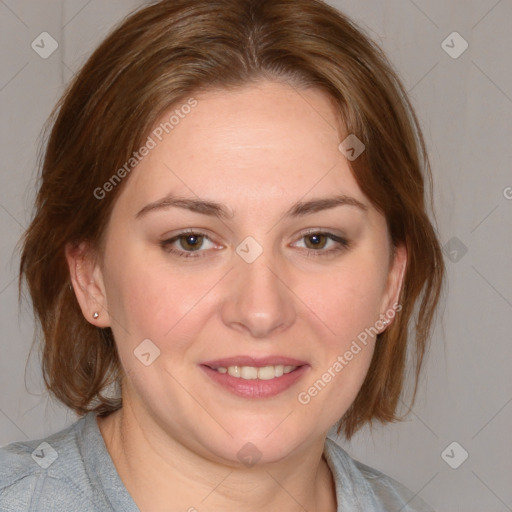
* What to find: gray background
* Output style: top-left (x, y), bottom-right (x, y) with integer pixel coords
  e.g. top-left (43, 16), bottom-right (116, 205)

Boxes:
top-left (1, 1), bottom-right (511, 510)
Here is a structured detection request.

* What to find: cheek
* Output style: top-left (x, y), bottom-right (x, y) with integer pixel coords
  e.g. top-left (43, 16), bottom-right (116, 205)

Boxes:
top-left (293, 265), bottom-right (385, 421)
top-left (296, 256), bottom-right (387, 344)
top-left (104, 249), bottom-right (217, 347)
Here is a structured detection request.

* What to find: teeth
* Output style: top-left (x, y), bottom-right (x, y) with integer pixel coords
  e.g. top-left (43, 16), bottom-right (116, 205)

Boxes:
top-left (227, 366), bottom-right (240, 378)
top-left (217, 364), bottom-right (297, 380)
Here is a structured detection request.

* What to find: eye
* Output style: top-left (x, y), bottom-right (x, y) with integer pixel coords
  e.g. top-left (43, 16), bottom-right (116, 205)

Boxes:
top-left (160, 230), bottom-right (220, 258)
top-left (302, 233), bottom-right (332, 250)
top-left (292, 231), bottom-right (349, 256)
top-left (175, 233), bottom-right (209, 251)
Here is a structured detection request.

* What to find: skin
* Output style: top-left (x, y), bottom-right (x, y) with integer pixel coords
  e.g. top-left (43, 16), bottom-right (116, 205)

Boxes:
top-left (67, 80), bottom-right (407, 512)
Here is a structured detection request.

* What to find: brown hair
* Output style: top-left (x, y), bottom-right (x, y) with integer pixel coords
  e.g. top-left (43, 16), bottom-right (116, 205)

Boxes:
top-left (19, 0), bottom-right (444, 439)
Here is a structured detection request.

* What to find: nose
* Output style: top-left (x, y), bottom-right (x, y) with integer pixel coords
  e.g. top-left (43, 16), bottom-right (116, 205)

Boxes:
top-left (220, 250), bottom-right (297, 339)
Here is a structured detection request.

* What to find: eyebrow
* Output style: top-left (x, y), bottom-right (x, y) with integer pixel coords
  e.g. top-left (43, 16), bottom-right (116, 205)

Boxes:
top-left (135, 193), bottom-right (368, 220)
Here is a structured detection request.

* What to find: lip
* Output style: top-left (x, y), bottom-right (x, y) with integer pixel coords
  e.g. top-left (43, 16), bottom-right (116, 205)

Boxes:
top-left (201, 356), bottom-right (308, 368)
top-left (200, 362), bottom-right (310, 399)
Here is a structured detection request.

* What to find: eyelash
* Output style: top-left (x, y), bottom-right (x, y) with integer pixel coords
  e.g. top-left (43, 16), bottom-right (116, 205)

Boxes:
top-left (160, 229), bottom-right (350, 259)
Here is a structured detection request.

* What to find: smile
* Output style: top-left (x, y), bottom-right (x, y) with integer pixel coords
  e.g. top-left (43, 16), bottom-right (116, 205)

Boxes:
top-left (213, 364), bottom-right (298, 380)
top-left (200, 363), bottom-right (309, 399)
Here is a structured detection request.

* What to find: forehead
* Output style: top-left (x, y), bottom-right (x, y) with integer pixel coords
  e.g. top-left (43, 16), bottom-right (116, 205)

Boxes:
top-left (116, 81), bottom-right (367, 213)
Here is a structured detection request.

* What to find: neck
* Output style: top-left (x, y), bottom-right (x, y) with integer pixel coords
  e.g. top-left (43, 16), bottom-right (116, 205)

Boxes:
top-left (97, 402), bottom-right (337, 512)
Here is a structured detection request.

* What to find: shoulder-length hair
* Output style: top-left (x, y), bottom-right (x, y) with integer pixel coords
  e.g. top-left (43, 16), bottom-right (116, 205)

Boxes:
top-left (19, 0), bottom-right (444, 439)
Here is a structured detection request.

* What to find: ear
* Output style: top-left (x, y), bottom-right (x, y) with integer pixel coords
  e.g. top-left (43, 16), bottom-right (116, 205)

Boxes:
top-left (378, 243), bottom-right (407, 324)
top-left (65, 241), bottom-right (111, 327)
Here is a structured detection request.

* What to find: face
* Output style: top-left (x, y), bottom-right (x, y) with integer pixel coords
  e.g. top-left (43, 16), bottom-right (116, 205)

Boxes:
top-left (71, 80), bottom-right (406, 464)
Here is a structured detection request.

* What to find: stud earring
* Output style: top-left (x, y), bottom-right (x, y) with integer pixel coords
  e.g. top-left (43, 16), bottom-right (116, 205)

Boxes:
top-left (381, 318), bottom-right (391, 329)
top-left (93, 312), bottom-right (99, 319)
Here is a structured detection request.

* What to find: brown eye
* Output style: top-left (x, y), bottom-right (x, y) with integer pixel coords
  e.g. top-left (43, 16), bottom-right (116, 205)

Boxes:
top-left (160, 231), bottom-right (219, 259)
top-left (304, 233), bottom-right (329, 250)
top-left (178, 234), bottom-right (204, 251)
top-left (291, 231), bottom-right (350, 257)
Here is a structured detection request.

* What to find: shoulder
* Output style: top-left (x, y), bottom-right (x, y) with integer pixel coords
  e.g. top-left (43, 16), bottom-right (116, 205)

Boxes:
top-left (0, 413), bottom-right (107, 512)
top-left (324, 437), bottom-right (435, 512)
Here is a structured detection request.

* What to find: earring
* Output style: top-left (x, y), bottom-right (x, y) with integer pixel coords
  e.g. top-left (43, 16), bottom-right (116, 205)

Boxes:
top-left (93, 312), bottom-right (99, 319)
top-left (381, 318), bottom-right (390, 326)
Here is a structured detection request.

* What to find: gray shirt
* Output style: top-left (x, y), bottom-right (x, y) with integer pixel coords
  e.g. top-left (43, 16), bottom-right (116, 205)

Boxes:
top-left (0, 412), bottom-right (434, 511)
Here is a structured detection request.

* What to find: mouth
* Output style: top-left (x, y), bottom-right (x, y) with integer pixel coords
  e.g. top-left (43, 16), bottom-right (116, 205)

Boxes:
top-left (206, 364), bottom-right (299, 380)
top-left (200, 356), bottom-right (309, 398)
top-left (201, 355), bottom-right (308, 379)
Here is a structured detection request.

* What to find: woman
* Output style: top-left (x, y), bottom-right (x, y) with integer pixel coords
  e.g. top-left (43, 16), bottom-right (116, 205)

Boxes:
top-left (0, 0), bottom-right (444, 510)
